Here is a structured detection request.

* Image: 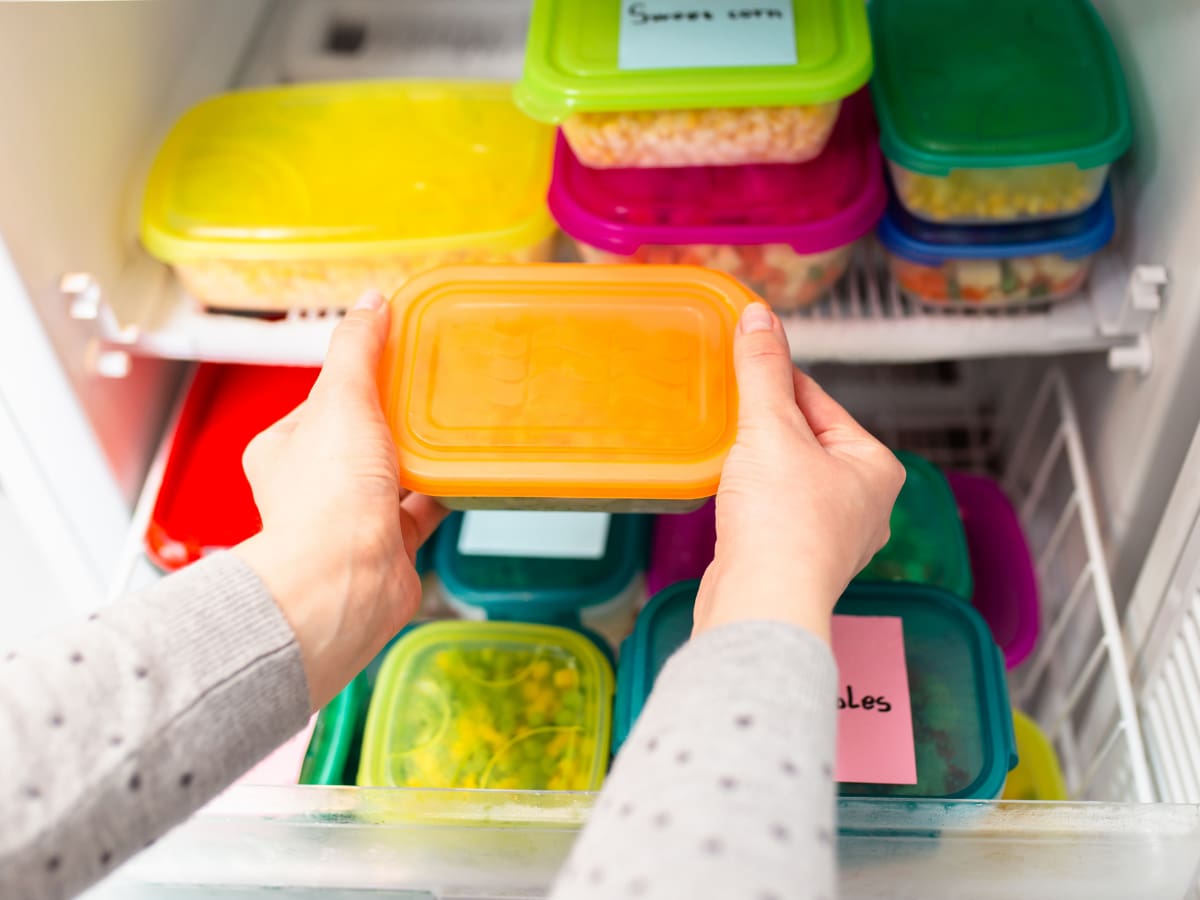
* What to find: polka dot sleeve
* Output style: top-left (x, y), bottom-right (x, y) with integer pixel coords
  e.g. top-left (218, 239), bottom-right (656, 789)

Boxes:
top-left (551, 621), bottom-right (839, 900)
top-left (0, 552), bottom-right (311, 900)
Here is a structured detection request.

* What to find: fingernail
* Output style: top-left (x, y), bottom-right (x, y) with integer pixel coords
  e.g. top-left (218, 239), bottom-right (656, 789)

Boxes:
top-left (740, 303), bottom-right (774, 334)
top-left (353, 289), bottom-right (386, 312)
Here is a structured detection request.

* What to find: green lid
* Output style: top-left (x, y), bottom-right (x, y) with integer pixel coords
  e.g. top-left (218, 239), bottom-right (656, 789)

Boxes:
top-left (870, 0), bottom-right (1132, 174)
top-left (855, 451), bottom-right (973, 602)
top-left (358, 621), bottom-right (613, 790)
top-left (613, 579), bottom-right (698, 754)
top-left (434, 512), bottom-right (648, 625)
top-left (515, 0), bottom-right (872, 122)
top-left (836, 583), bottom-right (1017, 800)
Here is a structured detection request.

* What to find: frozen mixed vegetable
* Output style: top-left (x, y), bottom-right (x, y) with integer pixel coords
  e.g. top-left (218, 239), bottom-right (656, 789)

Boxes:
top-left (576, 242), bottom-right (852, 311)
top-left (889, 254), bottom-right (1093, 307)
top-left (376, 641), bottom-right (609, 791)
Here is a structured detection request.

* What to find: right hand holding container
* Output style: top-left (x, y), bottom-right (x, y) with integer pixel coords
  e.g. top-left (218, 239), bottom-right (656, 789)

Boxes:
top-left (693, 304), bottom-right (905, 643)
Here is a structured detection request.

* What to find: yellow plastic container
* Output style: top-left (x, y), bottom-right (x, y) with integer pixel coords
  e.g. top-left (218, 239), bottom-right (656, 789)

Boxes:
top-left (357, 621), bottom-right (614, 790)
top-left (380, 264), bottom-right (752, 512)
top-left (140, 82), bottom-right (558, 311)
top-left (1002, 711), bottom-right (1068, 801)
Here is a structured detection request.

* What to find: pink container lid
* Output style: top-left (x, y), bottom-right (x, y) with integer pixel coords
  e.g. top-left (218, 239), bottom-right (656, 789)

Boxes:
top-left (548, 92), bottom-right (886, 257)
top-left (948, 471), bottom-right (1040, 669)
top-left (646, 500), bottom-right (716, 597)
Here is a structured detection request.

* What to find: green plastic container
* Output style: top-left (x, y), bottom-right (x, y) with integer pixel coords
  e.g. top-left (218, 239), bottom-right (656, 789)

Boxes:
top-left (615, 581), bottom-right (1015, 799)
top-left (358, 621), bottom-right (614, 791)
top-left (855, 451), bottom-right (972, 602)
top-left (870, 0), bottom-right (1130, 223)
top-left (516, 0), bottom-right (872, 168)
top-left (434, 512), bottom-right (648, 636)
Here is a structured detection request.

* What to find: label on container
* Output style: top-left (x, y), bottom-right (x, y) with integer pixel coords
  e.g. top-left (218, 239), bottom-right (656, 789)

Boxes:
top-left (618, 1), bottom-right (797, 71)
top-left (458, 511), bottom-right (611, 560)
top-left (832, 615), bottom-right (917, 785)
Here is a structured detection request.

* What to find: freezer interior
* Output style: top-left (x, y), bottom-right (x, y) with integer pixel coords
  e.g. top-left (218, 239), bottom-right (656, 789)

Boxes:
top-left (1, 0), bottom-right (1200, 897)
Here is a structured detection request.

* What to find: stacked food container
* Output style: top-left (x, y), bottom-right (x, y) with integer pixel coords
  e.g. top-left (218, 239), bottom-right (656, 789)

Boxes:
top-left (141, 81), bottom-right (559, 311)
top-left (870, 0), bottom-right (1131, 307)
top-left (136, 0), bottom-right (1086, 803)
top-left (621, 452), bottom-right (1047, 798)
top-left (519, 0), bottom-right (883, 310)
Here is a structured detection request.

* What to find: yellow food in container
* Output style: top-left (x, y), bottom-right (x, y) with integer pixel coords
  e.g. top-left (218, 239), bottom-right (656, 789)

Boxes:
top-left (140, 82), bottom-right (558, 311)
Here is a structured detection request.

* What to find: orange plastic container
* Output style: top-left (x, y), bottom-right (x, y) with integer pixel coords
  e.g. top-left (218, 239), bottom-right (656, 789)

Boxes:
top-left (380, 264), bottom-right (752, 511)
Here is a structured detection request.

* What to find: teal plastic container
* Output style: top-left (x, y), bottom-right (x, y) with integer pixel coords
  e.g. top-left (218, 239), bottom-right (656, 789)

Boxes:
top-left (613, 579), bottom-right (698, 754)
top-left (856, 450), bottom-right (973, 602)
top-left (614, 581), bottom-right (1016, 799)
top-left (434, 512), bottom-right (649, 628)
top-left (837, 582), bottom-right (1017, 800)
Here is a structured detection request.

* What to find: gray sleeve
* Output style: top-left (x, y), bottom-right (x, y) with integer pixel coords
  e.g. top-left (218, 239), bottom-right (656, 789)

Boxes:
top-left (552, 621), bottom-right (839, 900)
top-left (0, 551), bottom-right (312, 900)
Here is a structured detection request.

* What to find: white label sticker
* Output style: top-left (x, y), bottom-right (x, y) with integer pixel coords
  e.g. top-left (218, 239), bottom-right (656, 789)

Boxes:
top-left (458, 512), bottom-right (611, 560)
top-left (618, 1), bottom-right (797, 71)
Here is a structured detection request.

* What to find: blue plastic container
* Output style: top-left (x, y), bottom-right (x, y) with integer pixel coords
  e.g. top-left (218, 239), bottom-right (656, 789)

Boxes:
top-left (879, 183), bottom-right (1114, 307)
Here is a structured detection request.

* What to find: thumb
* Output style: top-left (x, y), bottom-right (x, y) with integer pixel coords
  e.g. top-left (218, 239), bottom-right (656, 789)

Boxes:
top-left (733, 303), bottom-right (805, 430)
top-left (310, 289), bottom-right (389, 405)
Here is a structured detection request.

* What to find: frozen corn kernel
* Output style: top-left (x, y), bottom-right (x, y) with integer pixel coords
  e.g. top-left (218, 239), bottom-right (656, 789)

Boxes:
top-left (891, 162), bottom-right (1108, 224)
top-left (576, 241), bottom-right (853, 311)
top-left (889, 253), bottom-right (1093, 307)
top-left (562, 102), bottom-right (841, 169)
top-left (178, 236), bottom-right (557, 312)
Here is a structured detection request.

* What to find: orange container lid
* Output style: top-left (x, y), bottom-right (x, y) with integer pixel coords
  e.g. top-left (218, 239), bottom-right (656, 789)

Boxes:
top-left (381, 264), bottom-right (753, 502)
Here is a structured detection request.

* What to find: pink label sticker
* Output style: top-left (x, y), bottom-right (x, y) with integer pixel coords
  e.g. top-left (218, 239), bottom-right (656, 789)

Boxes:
top-left (832, 615), bottom-right (917, 785)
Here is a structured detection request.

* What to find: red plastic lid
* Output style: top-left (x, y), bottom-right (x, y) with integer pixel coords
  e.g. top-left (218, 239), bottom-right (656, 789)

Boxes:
top-left (146, 365), bottom-right (318, 570)
top-left (548, 92), bottom-right (885, 256)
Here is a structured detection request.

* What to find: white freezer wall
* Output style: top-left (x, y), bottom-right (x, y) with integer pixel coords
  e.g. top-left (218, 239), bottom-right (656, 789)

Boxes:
top-left (1067, 0), bottom-right (1200, 604)
top-left (0, 0), bottom-right (270, 601)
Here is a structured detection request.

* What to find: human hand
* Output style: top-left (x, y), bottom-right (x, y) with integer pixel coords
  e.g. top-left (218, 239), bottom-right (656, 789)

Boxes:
top-left (234, 290), bottom-right (447, 710)
top-left (693, 303), bottom-right (905, 643)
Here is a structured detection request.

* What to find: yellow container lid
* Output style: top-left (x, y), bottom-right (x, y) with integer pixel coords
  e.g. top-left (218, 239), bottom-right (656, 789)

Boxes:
top-left (141, 81), bottom-right (557, 262)
top-left (380, 264), bottom-right (752, 504)
top-left (1002, 711), bottom-right (1068, 801)
top-left (358, 621), bottom-right (614, 790)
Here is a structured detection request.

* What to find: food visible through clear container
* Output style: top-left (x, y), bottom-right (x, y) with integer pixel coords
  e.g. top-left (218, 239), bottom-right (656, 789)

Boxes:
top-left (889, 253), bottom-right (1094, 306)
top-left (890, 162), bottom-right (1109, 224)
top-left (561, 102), bottom-right (841, 169)
top-left (576, 241), bottom-right (853, 311)
top-left (179, 236), bottom-right (556, 312)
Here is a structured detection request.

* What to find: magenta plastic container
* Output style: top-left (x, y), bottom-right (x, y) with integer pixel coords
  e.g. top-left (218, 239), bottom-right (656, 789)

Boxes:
top-left (948, 472), bottom-right (1040, 669)
top-left (548, 93), bottom-right (886, 311)
top-left (646, 501), bottom-right (716, 597)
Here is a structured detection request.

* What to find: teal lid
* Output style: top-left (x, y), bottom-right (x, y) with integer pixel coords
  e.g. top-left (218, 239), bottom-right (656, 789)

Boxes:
top-left (434, 512), bottom-right (649, 625)
top-left (836, 583), bottom-right (1017, 800)
top-left (613, 579), bottom-right (698, 754)
top-left (856, 451), bottom-right (973, 601)
top-left (870, 0), bottom-right (1132, 174)
top-left (516, 0), bottom-right (872, 122)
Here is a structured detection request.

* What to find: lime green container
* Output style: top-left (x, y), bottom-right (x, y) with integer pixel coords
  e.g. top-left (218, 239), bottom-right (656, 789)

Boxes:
top-left (855, 451), bottom-right (973, 602)
top-left (359, 621), bottom-right (614, 791)
top-left (870, 0), bottom-right (1131, 223)
top-left (515, 0), bottom-right (872, 168)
